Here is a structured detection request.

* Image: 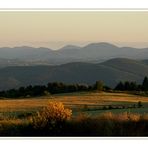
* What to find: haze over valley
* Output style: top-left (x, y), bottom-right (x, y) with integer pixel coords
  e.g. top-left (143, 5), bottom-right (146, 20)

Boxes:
top-left (0, 42), bottom-right (148, 90)
top-left (0, 42), bottom-right (148, 67)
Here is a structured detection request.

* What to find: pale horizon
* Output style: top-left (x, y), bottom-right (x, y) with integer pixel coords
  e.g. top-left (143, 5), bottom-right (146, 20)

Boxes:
top-left (0, 11), bottom-right (148, 49)
top-left (1, 41), bottom-right (148, 50)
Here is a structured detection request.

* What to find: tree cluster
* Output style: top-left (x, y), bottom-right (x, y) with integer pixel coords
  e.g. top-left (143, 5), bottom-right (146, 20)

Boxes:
top-left (114, 76), bottom-right (148, 91)
top-left (0, 81), bottom-right (104, 98)
top-left (0, 76), bottom-right (147, 98)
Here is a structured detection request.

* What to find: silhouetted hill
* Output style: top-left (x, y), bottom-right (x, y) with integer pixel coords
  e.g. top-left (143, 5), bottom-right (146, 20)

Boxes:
top-left (101, 58), bottom-right (148, 77)
top-left (1, 43), bottom-right (148, 66)
top-left (0, 58), bottom-right (148, 90)
top-left (59, 45), bottom-right (81, 51)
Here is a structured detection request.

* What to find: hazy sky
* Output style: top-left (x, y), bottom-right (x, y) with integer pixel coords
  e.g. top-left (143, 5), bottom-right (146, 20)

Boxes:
top-left (0, 11), bottom-right (148, 49)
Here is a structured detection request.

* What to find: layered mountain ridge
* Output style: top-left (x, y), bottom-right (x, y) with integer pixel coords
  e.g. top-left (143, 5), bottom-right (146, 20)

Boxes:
top-left (0, 58), bottom-right (148, 90)
top-left (0, 42), bottom-right (148, 67)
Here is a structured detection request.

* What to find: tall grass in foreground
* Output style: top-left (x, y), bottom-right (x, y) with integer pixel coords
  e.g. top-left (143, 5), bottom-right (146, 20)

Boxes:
top-left (0, 102), bottom-right (148, 136)
top-left (65, 112), bottom-right (148, 136)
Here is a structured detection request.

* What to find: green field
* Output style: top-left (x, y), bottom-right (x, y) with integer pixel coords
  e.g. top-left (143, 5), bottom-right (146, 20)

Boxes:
top-left (0, 92), bottom-right (148, 119)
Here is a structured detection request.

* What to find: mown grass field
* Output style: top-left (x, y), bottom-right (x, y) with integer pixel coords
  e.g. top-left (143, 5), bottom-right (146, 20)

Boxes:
top-left (0, 92), bottom-right (148, 119)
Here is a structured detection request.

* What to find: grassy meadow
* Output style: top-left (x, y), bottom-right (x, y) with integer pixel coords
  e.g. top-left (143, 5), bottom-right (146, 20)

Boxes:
top-left (0, 92), bottom-right (148, 118)
top-left (0, 91), bottom-right (148, 136)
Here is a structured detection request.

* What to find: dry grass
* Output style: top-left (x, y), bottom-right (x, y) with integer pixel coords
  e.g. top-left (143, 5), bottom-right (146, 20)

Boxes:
top-left (98, 112), bottom-right (141, 122)
top-left (0, 98), bottom-right (49, 112)
top-left (0, 92), bottom-right (147, 114)
top-left (53, 92), bottom-right (148, 106)
top-left (0, 99), bottom-right (148, 136)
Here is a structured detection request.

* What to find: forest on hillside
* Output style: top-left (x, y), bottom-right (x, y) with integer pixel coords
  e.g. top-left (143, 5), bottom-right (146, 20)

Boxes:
top-left (0, 76), bottom-right (148, 98)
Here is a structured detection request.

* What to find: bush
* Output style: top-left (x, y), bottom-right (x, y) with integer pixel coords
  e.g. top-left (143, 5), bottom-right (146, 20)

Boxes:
top-left (31, 102), bottom-right (72, 135)
top-left (138, 101), bottom-right (143, 108)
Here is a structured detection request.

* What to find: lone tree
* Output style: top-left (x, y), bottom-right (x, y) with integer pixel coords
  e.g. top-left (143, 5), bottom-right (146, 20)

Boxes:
top-left (94, 81), bottom-right (104, 91)
top-left (115, 81), bottom-right (124, 91)
top-left (142, 76), bottom-right (148, 91)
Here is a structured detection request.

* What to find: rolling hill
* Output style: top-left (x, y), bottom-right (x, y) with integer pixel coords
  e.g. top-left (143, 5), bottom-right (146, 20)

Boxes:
top-left (0, 43), bottom-right (148, 66)
top-left (0, 58), bottom-right (148, 90)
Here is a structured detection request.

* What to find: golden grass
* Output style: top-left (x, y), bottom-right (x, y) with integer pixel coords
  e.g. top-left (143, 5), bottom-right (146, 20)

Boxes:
top-left (53, 92), bottom-right (148, 104)
top-left (0, 92), bottom-right (147, 113)
top-left (99, 112), bottom-right (141, 122)
top-left (0, 119), bottom-right (25, 124)
top-left (0, 98), bottom-right (49, 112)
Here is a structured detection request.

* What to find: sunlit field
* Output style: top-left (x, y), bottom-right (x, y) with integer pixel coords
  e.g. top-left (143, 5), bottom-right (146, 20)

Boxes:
top-left (0, 91), bottom-right (148, 136)
top-left (0, 92), bottom-right (148, 119)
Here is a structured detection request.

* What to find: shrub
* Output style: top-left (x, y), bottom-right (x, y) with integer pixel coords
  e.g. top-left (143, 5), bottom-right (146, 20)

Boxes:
top-left (138, 101), bottom-right (143, 108)
top-left (30, 102), bottom-right (72, 135)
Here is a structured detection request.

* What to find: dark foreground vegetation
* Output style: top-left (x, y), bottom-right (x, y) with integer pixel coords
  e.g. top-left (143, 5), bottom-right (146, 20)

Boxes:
top-left (0, 102), bottom-right (148, 137)
top-left (0, 76), bottom-right (148, 98)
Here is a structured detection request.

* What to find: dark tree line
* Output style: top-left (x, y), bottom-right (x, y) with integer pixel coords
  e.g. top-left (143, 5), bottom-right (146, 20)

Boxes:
top-left (114, 76), bottom-right (148, 91)
top-left (0, 81), bottom-right (105, 98)
top-left (0, 76), bottom-right (148, 98)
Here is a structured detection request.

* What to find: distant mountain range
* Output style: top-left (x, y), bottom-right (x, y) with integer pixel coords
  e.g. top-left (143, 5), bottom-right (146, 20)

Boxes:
top-left (0, 42), bottom-right (148, 90)
top-left (0, 58), bottom-right (148, 90)
top-left (0, 42), bottom-right (148, 67)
